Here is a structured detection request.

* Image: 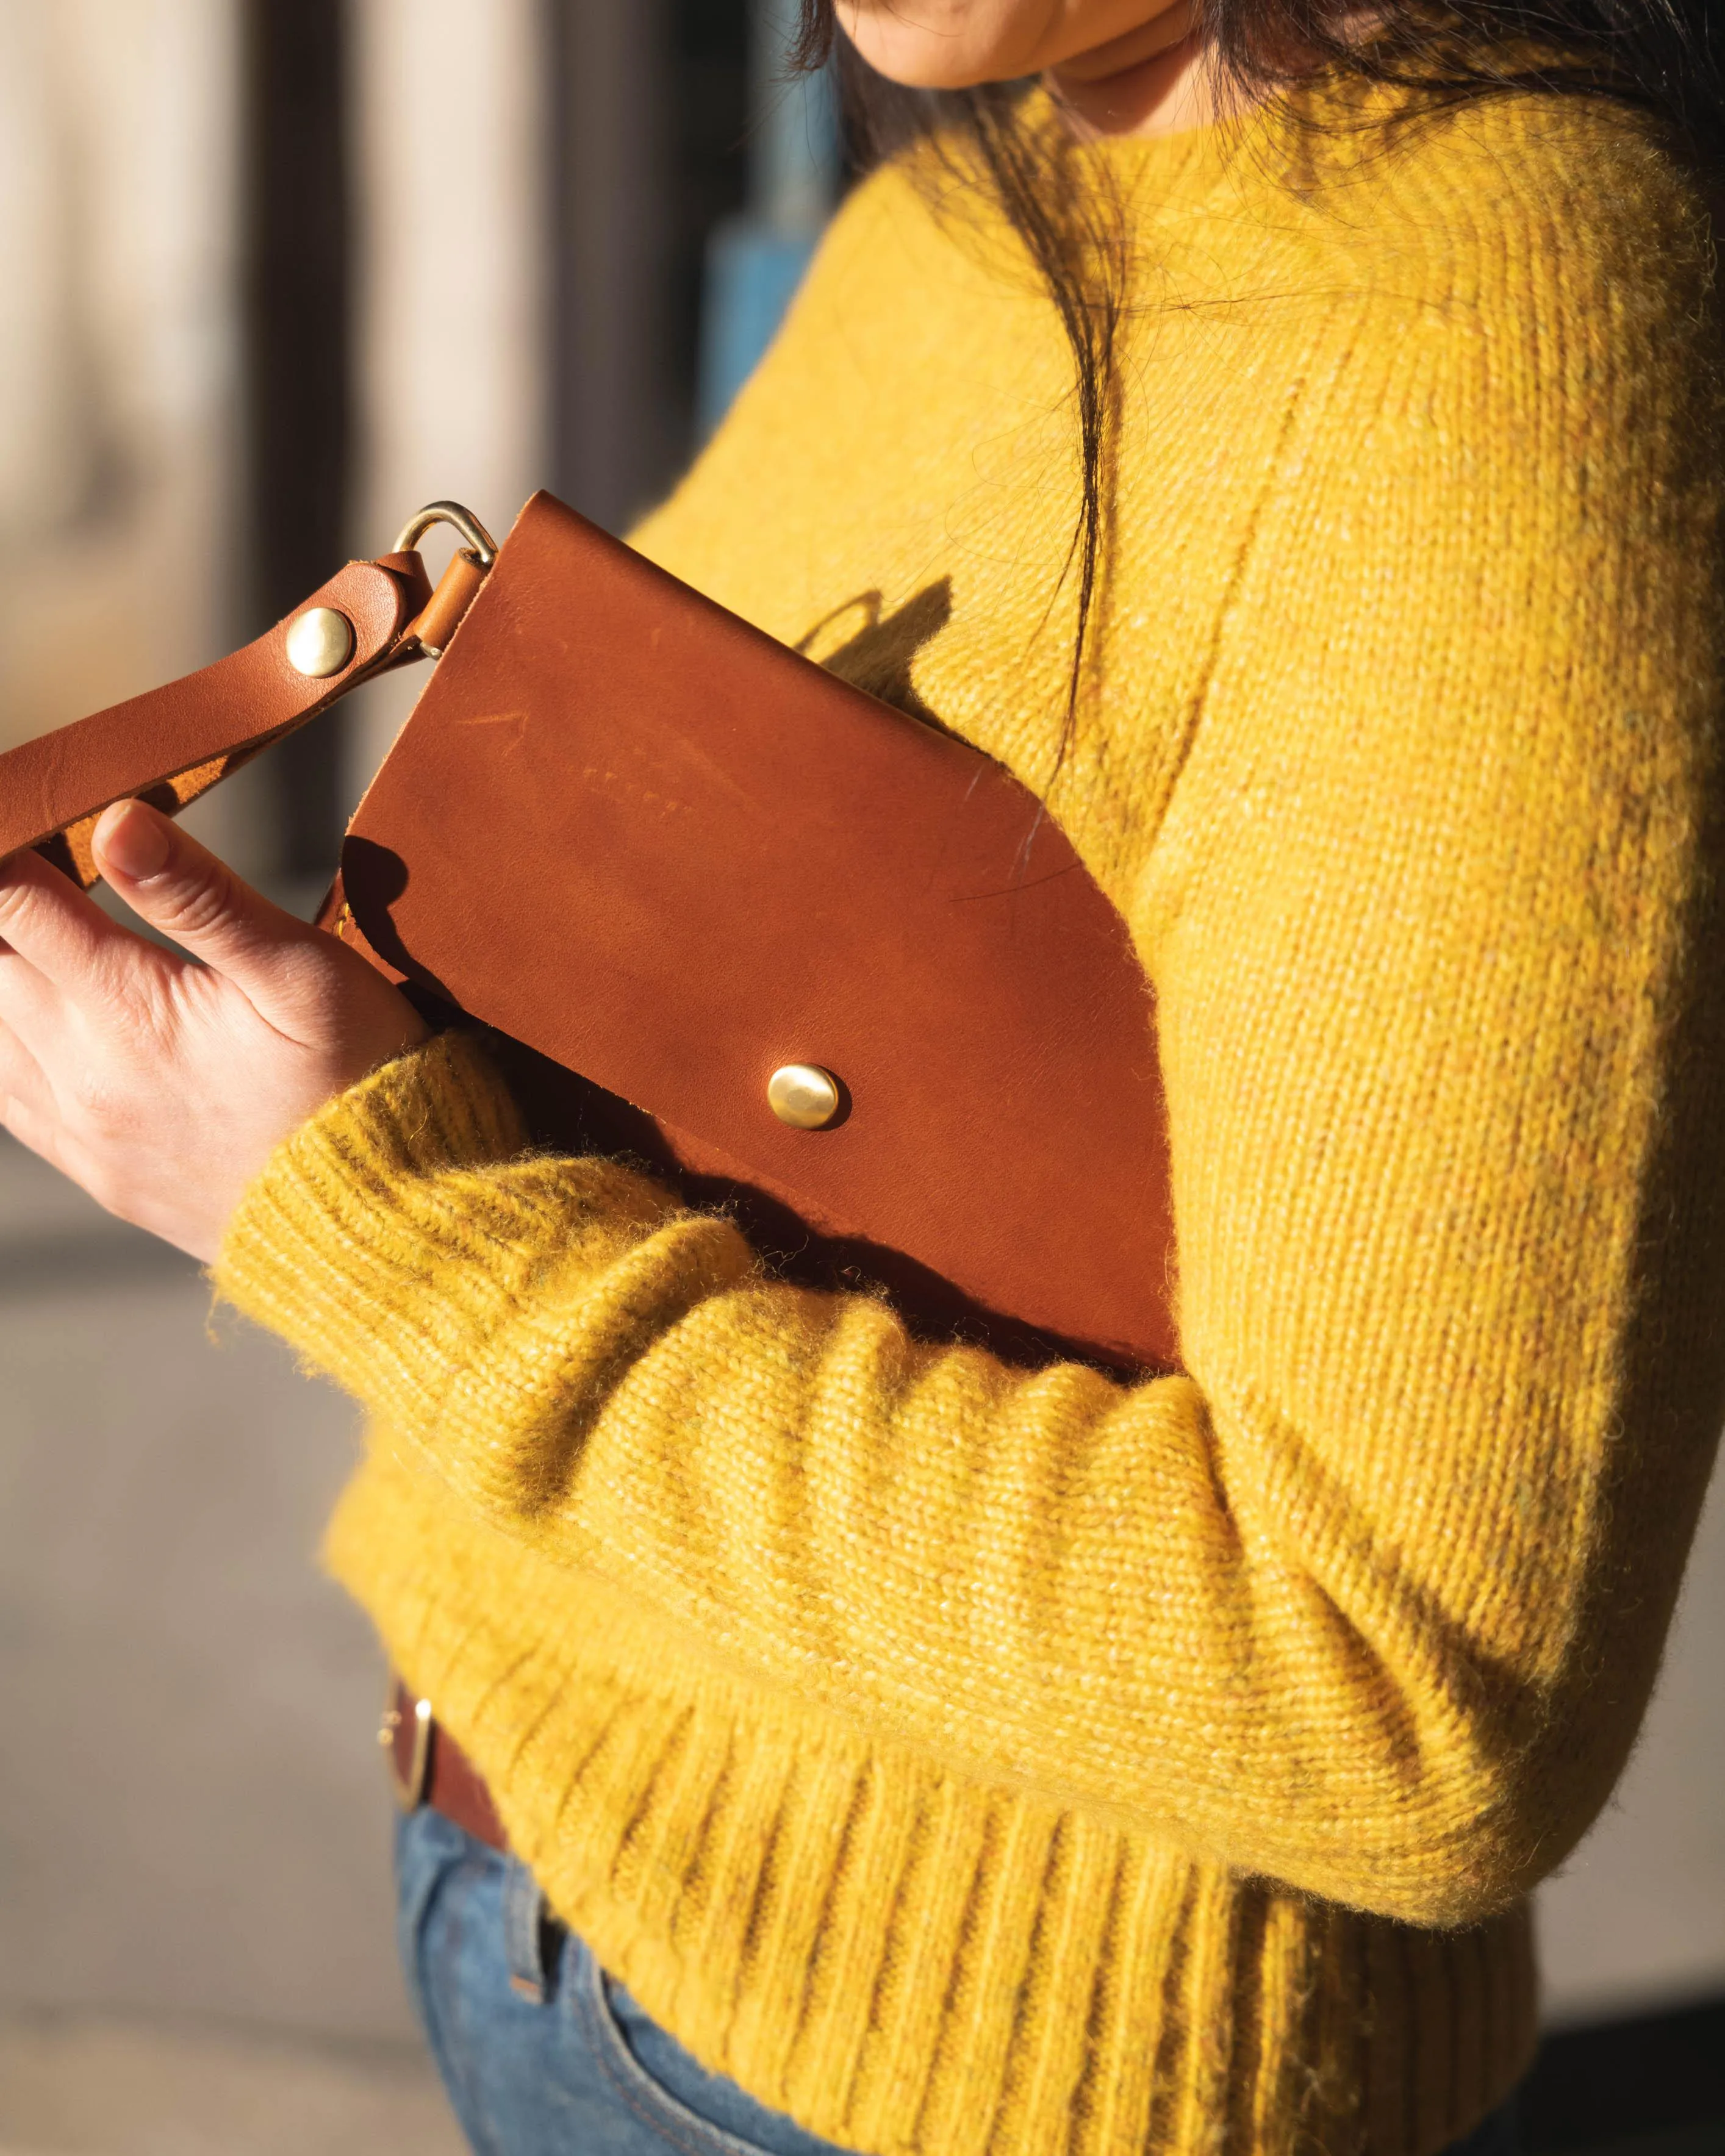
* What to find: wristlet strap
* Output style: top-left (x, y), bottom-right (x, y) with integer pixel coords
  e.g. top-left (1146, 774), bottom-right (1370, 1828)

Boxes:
top-left (0, 548), bottom-right (448, 887)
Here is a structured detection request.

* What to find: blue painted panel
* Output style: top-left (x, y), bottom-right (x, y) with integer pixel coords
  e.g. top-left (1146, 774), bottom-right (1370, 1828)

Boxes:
top-left (697, 218), bottom-right (823, 439)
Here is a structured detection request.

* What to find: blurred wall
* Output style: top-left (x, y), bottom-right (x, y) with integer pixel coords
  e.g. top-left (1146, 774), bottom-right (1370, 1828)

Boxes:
top-left (0, 1), bottom-right (243, 815)
top-left (341, 0), bottom-right (553, 804)
top-left (551, 0), bottom-right (678, 529)
top-left (348, 0), bottom-right (550, 553)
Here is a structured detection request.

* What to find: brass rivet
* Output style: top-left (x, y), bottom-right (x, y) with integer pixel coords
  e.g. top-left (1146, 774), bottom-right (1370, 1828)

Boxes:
top-left (285, 606), bottom-right (355, 678)
top-left (767, 1064), bottom-right (841, 1130)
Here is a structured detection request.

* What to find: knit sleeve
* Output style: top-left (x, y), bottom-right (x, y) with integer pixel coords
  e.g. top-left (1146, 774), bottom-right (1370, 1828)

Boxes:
top-left (215, 148), bottom-right (1725, 1932)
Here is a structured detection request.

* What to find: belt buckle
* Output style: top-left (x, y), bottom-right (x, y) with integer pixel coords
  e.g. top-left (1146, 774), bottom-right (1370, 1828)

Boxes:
top-left (379, 1689), bottom-right (434, 1813)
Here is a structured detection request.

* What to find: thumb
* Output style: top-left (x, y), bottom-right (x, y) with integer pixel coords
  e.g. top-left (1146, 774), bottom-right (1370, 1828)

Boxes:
top-left (92, 797), bottom-right (321, 995)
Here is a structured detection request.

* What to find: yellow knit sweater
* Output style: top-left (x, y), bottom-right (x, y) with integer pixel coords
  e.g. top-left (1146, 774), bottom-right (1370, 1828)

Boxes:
top-left (218, 89), bottom-right (1725, 2156)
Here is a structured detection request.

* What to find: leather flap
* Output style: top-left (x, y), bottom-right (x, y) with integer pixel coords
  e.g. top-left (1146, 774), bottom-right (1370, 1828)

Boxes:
top-left (344, 492), bottom-right (1176, 1370)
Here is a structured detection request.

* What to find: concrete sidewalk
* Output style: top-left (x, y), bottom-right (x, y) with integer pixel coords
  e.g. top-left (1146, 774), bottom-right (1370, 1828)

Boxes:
top-left (0, 1134), bottom-right (462, 2152)
top-left (1, 1126), bottom-right (1721, 2151)
top-left (0, 2013), bottom-right (462, 2156)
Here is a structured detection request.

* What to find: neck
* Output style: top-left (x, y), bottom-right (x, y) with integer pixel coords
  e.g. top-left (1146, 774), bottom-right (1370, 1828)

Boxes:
top-left (1047, 5), bottom-right (1221, 139)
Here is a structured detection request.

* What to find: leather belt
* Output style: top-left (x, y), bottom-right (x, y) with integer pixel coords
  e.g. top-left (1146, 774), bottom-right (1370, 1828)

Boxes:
top-left (381, 1682), bottom-right (509, 1853)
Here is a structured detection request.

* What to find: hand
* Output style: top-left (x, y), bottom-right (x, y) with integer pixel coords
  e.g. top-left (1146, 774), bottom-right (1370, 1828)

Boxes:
top-left (0, 798), bottom-right (429, 1261)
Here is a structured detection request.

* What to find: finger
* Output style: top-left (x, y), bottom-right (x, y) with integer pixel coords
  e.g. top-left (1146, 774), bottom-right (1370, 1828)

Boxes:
top-left (91, 800), bottom-right (323, 1004)
top-left (0, 845), bottom-right (131, 992)
top-left (0, 1083), bottom-right (88, 1191)
top-left (0, 941), bottom-right (66, 1063)
top-left (0, 1005), bottom-right (138, 1223)
top-left (0, 1015), bottom-right (56, 1139)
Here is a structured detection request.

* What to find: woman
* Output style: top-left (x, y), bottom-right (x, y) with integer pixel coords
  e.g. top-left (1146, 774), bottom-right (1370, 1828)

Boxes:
top-left (1, 1), bottom-right (1721, 2151)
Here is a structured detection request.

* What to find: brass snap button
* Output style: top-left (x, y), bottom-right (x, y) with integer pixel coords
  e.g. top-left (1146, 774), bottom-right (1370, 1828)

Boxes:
top-left (767, 1064), bottom-right (841, 1130)
top-left (285, 606), bottom-right (356, 678)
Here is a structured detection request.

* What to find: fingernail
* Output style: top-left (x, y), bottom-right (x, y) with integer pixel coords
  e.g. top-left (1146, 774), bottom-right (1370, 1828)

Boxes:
top-left (95, 799), bottom-right (171, 881)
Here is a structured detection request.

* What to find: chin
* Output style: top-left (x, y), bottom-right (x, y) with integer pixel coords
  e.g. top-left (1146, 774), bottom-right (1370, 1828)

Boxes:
top-left (848, 42), bottom-right (1006, 88)
top-left (839, 8), bottom-right (1025, 91)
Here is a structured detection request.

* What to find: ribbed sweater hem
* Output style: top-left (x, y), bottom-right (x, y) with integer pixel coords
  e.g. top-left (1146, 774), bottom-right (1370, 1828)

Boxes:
top-left (327, 1452), bottom-right (1538, 2156)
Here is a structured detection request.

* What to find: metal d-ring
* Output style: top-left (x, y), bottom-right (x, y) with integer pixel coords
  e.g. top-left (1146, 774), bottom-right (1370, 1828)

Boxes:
top-left (393, 500), bottom-right (499, 568)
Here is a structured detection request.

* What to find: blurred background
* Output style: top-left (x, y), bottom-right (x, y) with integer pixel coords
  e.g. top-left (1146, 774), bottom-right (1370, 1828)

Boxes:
top-left (0, 4), bottom-right (1719, 2153)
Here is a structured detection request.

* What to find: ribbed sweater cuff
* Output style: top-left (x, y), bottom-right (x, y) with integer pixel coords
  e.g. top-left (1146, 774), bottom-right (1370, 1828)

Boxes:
top-left (212, 1030), bottom-right (678, 1428)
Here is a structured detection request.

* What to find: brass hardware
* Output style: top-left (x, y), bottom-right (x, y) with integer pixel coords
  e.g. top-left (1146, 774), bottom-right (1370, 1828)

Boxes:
top-left (767, 1063), bottom-right (842, 1130)
top-left (393, 499), bottom-right (499, 568)
top-left (381, 1693), bottom-right (434, 1812)
top-left (285, 606), bottom-right (355, 678)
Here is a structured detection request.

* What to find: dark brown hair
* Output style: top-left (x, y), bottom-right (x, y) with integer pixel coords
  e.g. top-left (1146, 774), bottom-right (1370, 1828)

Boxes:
top-left (791, 1), bottom-right (1724, 762)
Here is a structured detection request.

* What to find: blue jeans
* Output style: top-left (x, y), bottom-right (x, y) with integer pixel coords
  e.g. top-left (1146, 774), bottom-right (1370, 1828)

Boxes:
top-left (396, 1806), bottom-right (1522, 2156)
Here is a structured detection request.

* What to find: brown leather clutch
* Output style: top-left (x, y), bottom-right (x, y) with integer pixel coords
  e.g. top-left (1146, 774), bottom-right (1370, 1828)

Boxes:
top-left (0, 492), bottom-right (1176, 1374)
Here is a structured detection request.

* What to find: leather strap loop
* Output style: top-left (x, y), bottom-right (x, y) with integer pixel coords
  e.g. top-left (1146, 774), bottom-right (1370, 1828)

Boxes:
top-left (404, 549), bottom-right (489, 658)
top-left (1, 554), bottom-right (431, 887)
